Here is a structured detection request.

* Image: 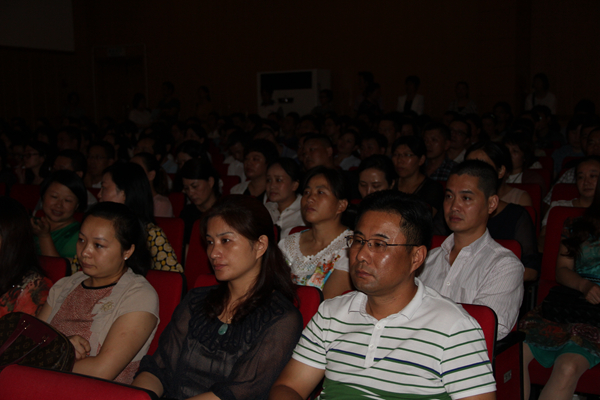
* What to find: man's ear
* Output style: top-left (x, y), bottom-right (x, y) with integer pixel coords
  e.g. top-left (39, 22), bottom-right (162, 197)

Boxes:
top-left (498, 165), bottom-right (506, 179)
top-left (487, 194), bottom-right (499, 215)
top-left (410, 245), bottom-right (427, 274)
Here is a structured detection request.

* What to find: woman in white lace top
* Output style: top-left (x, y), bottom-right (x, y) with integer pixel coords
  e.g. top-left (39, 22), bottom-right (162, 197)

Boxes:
top-left (278, 167), bottom-right (352, 299)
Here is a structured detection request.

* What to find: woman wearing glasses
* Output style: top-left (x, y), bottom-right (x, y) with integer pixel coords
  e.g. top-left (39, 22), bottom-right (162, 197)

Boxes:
top-left (16, 141), bottom-right (50, 185)
top-left (278, 166), bottom-right (352, 299)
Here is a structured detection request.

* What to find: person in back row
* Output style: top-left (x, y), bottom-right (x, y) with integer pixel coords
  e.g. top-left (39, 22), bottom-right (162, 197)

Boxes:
top-left (420, 160), bottom-right (524, 339)
top-left (71, 163), bottom-right (182, 273)
top-left (270, 190), bottom-right (495, 400)
top-left (423, 122), bottom-right (458, 182)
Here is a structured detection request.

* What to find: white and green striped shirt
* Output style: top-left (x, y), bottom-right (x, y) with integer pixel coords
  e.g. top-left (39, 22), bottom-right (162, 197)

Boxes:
top-left (292, 278), bottom-right (496, 399)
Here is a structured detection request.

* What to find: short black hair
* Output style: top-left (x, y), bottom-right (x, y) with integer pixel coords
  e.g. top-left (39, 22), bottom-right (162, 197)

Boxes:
top-left (449, 160), bottom-right (499, 198)
top-left (56, 149), bottom-right (87, 176)
top-left (356, 190), bottom-right (432, 250)
top-left (244, 139), bottom-right (279, 166)
top-left (302, 166), bottom-right (349, 201)
top-left (304, 133), bottom-right (333, 149)
top-left (179, 158), bottom-right (221, 197)
top-left (89, 141), bottom-right (116, 160)
top-left (423, 122), bottom-right (450, 141)
top-left (104, 162), bottom-right (155, 224)
top-left (465, 140), bottom-right (513, 175)
top-left (357, 155), bottom-right (397, 187)
top-left (392, 135), bottom-right (427, 158)
top-left (41, 170), bottom-right (88, 212)
top-left (360, 132), bottom-right (388, 150)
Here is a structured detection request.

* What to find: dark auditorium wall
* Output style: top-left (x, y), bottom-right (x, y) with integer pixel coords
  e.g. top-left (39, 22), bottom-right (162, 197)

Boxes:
top-left (1, 0), bottom-right (598, 124)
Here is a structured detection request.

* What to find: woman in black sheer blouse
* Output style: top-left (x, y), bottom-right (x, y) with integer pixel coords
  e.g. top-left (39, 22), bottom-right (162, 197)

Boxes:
top-left (133, 195), bottom-right (303, 400)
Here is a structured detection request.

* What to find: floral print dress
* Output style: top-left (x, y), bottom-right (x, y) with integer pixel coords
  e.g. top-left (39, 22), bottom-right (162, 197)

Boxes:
top-left (279, 229), bottom-right (351, 290)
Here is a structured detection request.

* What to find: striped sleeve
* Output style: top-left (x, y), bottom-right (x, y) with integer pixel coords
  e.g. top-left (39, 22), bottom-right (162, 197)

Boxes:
top-left (292, 304), bottom-right (328, 370)
top-left (440, 315), bottom-right (496, 399)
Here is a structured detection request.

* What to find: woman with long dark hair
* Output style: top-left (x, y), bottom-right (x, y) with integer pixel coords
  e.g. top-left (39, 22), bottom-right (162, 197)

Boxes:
top-left (133, 195), bottom-right (303, 400)
top-left (130, 152), bottom-right (173, 217)
top-left (71, 162), bottom-right (182, 272)
top-left (0, 197), bottom-right (51, 317)
top-left (265, 158), bottom-right (304, 237)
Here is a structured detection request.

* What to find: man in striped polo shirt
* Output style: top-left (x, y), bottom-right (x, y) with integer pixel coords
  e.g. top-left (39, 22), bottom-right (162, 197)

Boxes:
top-left (270, 190), bottom-right (496, 400)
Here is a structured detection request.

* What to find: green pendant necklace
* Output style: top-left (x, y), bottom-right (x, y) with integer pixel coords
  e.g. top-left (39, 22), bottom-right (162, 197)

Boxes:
top-left (218, 317), bottom-right (232, 335)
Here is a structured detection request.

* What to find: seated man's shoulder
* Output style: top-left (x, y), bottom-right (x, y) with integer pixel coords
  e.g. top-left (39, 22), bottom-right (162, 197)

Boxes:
top-left (419, 284), bottom-right (477, 328)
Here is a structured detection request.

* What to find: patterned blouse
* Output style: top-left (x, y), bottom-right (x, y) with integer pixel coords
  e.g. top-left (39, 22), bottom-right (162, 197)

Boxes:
top-left (0, 272), bottom-right (52, 318)
top-left (279, 229), bottom-right (351, 290)
top-left (71, 223), bottom-right (183, 273)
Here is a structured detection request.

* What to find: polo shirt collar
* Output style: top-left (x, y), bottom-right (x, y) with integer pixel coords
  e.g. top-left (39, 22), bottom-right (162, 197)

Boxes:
top-left (349, 278), bottom-right (424, 321)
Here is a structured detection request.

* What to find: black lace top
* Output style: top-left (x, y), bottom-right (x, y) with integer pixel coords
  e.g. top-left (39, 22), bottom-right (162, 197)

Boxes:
top-left (138, 286), bottom-right (303, 400)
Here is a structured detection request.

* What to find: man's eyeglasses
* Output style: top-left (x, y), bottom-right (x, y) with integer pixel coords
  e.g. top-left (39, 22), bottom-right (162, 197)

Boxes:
top-left (345, 235), bottom-right (417, 253)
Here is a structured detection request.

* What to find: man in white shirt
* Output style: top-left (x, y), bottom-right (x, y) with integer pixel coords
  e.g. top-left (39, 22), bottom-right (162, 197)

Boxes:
top-left (270, 190), bottom-right (496, 400)
top-left (420, 160), bottom-right (524, 339)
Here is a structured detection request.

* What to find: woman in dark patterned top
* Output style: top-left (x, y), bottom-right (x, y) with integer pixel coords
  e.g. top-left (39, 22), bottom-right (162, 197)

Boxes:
top-left (133, 195), bottom-right (303, 400)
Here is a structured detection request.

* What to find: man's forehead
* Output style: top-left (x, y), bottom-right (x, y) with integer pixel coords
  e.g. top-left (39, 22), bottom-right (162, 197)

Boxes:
top-left (446, 174), bottom-right (484, 194)
top-left (356, 210), bottom-right (403, 236)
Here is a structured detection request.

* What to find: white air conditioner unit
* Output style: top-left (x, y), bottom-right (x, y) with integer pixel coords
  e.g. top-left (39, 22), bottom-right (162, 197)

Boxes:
top-left (257, 69), bottom-right (331, 116)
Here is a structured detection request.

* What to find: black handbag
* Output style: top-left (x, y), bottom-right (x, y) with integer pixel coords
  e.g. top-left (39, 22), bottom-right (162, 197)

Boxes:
top-left (0, 311), bottom-right (75, 372)
top-left (541, 285), bottom-right (600, 327)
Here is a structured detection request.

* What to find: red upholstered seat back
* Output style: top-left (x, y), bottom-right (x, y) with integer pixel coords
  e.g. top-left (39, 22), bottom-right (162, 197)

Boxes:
top-left (185, 219), bottom-right (212, 291)
top-left (551, 183), bottom-right (579, 202)
top-left (10, 184), bottom-right (40, 212)
top-left (460, 304), bottom-right (497, 362)
top-left (0, 365), bottom-right (154, 400)
top-left (221, 175), bottom-right (241, 196)
top-left (295, 285), bottom-right (323, 328)
top-left (168, 192), bottom-right (185, 218)
top-left (38, 255), bottom-right (70, 283)
top-left (155, 217), bottom-right (185, 261)
top-left (145, 270), bottom-right (185, 355)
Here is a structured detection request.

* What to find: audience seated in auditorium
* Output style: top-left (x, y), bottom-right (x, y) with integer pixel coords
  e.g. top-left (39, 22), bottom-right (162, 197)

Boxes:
top-left (357, 154), bottom-right (396, 198)
top-left (129, 93), bottom-right (153, 130)
top-left (230, 139), bottom-right (279, 201)
top-left (447, 116), bottom-right (472, 163)
top-left (0, 197), bottom-right (52, 317)
top-left (84, 141), bottom-right (115, 188)
top-left (56, 126), bottom-right (82, 153)
top-left (301, 133), bottom-right (335, 170)
top-left (532, 105), bottom-right (563, 150)
top-left (525, 72), bottom-right (557, 115)
top-left (265, 158), bottom-right (304, 237)
top-left (504, 132), bottom-right (547, 194)
top-left (270, 190), bottom-right (495, 400)
top-left (448, 81), bottom-right (477, 115)
top-left (465, 142), bottom-right (540, 281)
top-left (179, 159), bottom-right (220, 245)
top-left (278, 167), bottom-right (352, 299)
top-left (16, 140), bottom-right (50, 185)
top-left (377, 113), bottom-right (400, 156)
top-left (521, 177), bottom-right (600, 400)
top-left (130, 152), bottom-right (174, 217)
top-left (544, 125), bottom-right (600, 206)
top-left (538, 156), bottom-right (600, 252)
top-left (396, 75), bottom-right (424, 115)
top-left (393, 135), bottom-right (444, 216)
top-left (39, 202), bottom-right (158, 384)
top-left (467, 140), bottom-right (533, 207)
top-left (359, 132), bottom-right (387, 160)
top-left (33, 170), bottom-right (87, 259)
top-left (420, 160), bottom-right (524, 339)
top-left (321, 114), bottom-right (342, 144)
top-left (253, 127), bottom-right (297, 159)
top-left (133, 195), bottom-right (302, 399)
top-left (52, 149), bottom-right (97, 207)
top-left (552, 116), bottom-right (586, 177)
top-left (312, 89), bottom-right (335, 117)
top-left (72, 162), bottom-right (182, 272)
top-left (333, 130), bottom-right (361, 170)
top-left (423, 122), bottom-right (457, 182)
